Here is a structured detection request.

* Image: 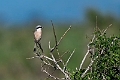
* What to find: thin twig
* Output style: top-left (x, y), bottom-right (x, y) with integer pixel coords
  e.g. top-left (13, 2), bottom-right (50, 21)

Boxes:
top-left (51, 20), bottom-right (58, 46)
top-left (63, 49), bottom-right (76, 71)
top-left (61, 50), bottom-right (69, 58)
top-left (81, 60), bottom-right (94, 78)
top-left (102, 24), bottom-right (112, 35)
top-left (51, 25), bottom-right (72, 52)
top-left (42, 68), bottom-right (60, 80)
top-left (57, 25), bottom-right (71, 46)
top-left (57, 50), bottom-right (69, 66)
top-left (81, 47), bottom-right (104, 78)
top-left (95, 16), bottom-right (101, 33)
top-left (51, 20), bottom-right (61, 56)
top-left (79, 45), bottom-right (90, 70)
top-left (79, 35), bottom-right (95, 70)
top-left (96, 16), bottom-right (97, 29)
top-left (49, 41), bottom-right (51, 49)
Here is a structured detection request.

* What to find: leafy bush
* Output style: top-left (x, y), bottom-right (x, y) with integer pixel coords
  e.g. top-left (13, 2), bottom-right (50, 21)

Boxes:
top-left (71, 26), bottom-right (120, 80)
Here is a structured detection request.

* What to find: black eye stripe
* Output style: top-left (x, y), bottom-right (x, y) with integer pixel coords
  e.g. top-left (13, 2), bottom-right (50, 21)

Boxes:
top-left (36, 27), bottom-right (42, 29)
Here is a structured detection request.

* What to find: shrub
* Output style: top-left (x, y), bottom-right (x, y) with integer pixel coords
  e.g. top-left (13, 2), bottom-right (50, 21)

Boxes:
top-left (71, 25), bottom-right (120, 80)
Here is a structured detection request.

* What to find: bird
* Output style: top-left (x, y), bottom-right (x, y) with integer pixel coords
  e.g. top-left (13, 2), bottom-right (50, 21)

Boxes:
top-left (33, 25), bottom-right (43, 52)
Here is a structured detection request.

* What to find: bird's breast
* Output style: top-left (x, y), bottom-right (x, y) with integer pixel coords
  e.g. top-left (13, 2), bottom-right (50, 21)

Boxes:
top-left (34, 30), bottom-right (42, 41)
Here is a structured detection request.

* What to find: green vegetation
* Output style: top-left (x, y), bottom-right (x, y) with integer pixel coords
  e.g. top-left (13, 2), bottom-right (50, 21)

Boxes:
top-left (0, 9), bottom-right (120, 80)
top-left (71, 27), bottom-right (120, 80)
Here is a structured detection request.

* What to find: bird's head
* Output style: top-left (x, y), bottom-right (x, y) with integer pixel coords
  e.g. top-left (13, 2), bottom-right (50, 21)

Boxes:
top-left (35, 25), bottom-right (43, 30)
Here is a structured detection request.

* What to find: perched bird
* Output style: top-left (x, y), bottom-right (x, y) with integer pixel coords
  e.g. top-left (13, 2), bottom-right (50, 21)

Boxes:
top-left (33, 25), bottom-right (43, 52)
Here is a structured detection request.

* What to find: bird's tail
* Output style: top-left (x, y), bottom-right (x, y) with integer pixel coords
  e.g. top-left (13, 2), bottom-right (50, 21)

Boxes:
top-left (33, 43), bottom-right (37, 52)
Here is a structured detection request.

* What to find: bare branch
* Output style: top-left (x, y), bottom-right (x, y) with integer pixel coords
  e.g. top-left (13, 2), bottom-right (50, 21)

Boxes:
top-left (51, 20), bottom-right (58, 46)
top-left (51, 20), bottom-right (61, 57)
top-left (42, 68), bottom-right (60, 80)
top-left (81, 47), bottom-right (104, 78)
top-left (95, 16), bottom-right (101, 33)
top-left (79, 35), bottom-right (95, 70)
top-left (102, 24), bottom-right (112, 35)
top-left (51, 25), bottom-right (72, 52)
top-left (61, 50), bottom-right (69, 58)
top-left (29, 23), bottom-right (73, 80)
top-left (57, 25), bottom-right (71, 46)
top-left (79, 45), bottom-right (90, 70)
top-left (49, 41), bottom-right (51, 49)
top-left (48, 25), bottom-right (72, 80)
top-left (63, 49), bottom-right (76, 71)
top-left (96, 16), bottom-right (97, 29)
top-left (81, 60), bottom-right (94, 78)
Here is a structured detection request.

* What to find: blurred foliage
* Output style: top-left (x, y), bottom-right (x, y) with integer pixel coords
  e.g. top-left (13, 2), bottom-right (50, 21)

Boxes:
top-left (0, 9), bottom-right (120, 80)
top-left (86, 8), bottom-right (120, 29)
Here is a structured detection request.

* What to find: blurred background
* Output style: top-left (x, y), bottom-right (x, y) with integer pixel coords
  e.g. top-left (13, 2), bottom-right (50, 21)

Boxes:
top-left (0, 0), bottom-right (120, 80)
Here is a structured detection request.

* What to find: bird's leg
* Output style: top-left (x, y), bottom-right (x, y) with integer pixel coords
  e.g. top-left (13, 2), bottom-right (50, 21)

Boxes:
top-left (33, 42), bottom-right (37, 52)
top-left (38, 42), bottom-right (44, 53)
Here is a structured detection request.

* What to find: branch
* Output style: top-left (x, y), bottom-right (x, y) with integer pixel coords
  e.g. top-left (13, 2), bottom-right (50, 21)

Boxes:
top-left (50, 25), bottom-right (72, 52)
top-left (46, 25), bottom-right (72, 79)
top-left (51, 20), bottom-right (58, 46)
top-left (81, 47), bottom-right (104, 78)
top-left (63, 49), bottom-right (76, 71)
top-left (42, 68), bottom-right (60, 80)
top-left (79, 34), bottom-right (95, 70)
top-left (29, 24), bottom-right (72, 80)
top-left (102, 24), bottom-right (112, 35)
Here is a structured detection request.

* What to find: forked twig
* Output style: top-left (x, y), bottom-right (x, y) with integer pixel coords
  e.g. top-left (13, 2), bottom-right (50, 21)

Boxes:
top-left (51, 20), bottom-right (61, 56)
top-left (102, 24), bottom-right (112, 35)
top-left (50, 25), bottom-right (72, 52)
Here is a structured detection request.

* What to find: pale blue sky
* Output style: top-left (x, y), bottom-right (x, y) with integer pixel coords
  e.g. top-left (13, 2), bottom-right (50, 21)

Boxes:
top-left (0, 0), bottom-right (120, 24)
